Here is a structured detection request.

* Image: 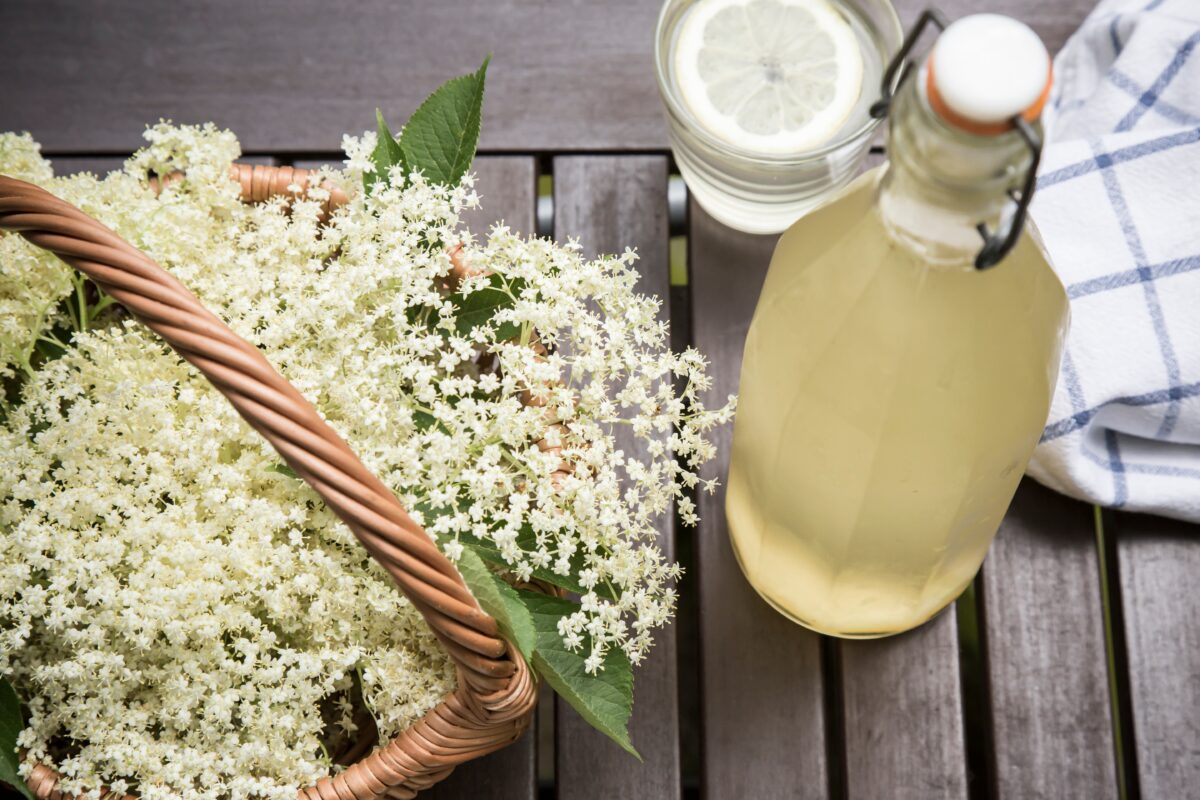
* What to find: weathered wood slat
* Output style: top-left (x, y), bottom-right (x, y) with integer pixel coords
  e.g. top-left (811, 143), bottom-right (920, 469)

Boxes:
top-left (688, 202), bottom-right (831, 799)
top-left (424, 155), bottom-right (539, 800)
top-left (426, 737), bottom-right (537, 800)
top-left (981, 480), bottom-right (1118, 800)
top-left (461, 157), bottom-right (538, 238)
top-left (45, 155), bottom-right (278, 178)
top-left (893, 0), bottom-right (1095, 52)
top-left (296, 156), bottom-right (538, 239)
top-left (290, 160), bottom-right (341, 171)
top-left (1114, 512), bottom-right (1200, 799)
top-left (0, 0), bottom-right (1096, 155)
top-left (46, 156), bottom-right (131, 177)
top-left (840, 609), bottom-right (968, 800)
top-left (550, 155), bottom-right (682, 800)
top-left (0, 0), bottom-right (664, 154)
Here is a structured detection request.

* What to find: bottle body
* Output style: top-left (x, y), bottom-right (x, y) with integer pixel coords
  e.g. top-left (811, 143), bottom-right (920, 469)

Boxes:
top-left (725, 166), bottom-right (1068, 637)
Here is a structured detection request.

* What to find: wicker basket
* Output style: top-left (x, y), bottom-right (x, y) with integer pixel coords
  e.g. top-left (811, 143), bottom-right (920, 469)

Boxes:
top-left (0, 163), bottom-right (551, 800)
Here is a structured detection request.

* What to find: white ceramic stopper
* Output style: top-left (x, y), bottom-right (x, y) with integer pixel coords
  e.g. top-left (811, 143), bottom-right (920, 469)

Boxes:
top-left (931, 14), bottom-right (1051, 125)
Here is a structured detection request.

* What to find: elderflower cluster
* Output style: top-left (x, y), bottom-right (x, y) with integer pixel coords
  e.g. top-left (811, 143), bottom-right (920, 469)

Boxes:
top-left (0, 125), bottom-right (734, 800)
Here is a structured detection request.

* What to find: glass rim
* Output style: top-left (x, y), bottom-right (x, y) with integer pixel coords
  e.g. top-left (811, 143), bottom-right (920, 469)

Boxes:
top-left (653, 0), bottom-right (904, 164)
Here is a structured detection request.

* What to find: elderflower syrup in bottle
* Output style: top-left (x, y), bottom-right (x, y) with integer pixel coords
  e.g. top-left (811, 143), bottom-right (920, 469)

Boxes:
top-left (725, 12), bottom-right (1070, 637)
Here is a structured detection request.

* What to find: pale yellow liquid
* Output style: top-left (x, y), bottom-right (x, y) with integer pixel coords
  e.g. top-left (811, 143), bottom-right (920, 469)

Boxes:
top-left (726, 167), bottom-right (1069, 638)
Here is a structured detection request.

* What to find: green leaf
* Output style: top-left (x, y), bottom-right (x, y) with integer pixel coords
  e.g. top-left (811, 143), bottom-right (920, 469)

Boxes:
top-left (455, 545), bottom-right (537, 662)
top-left (450, 273), bottom-right (524, 340)
top-left (366, 108), bottom-right (407, 193)
top-left (412, 409), bottom-right (454, 435)
top-left (413, 500), bottom-right (615, 600)
top-left (405, 301), bottom-right (442, 333)
top-left (267, 463), bottom-right (299, 480)
top-left (32, 336), bottom-right (68, 364)
top-left (0, 372), bottom-right (22, 424)
top-left (398, 55), bottom-right (490, 187)
top-left (0, 678), bottom-right (34, 800)
top-left (457, 528), bottom-right (614, 600)
top-left (518, 590), bottom-right (639, 759)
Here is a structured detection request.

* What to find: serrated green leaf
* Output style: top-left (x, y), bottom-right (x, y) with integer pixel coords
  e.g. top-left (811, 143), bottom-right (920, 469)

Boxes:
top-left (455, 546), bottom-right (537, 662)
top-left (32, 336), bottom-right (67, 364)
top-left (414, 500), bottom-right (615, 600)
top-left (518, 590), bottom-right (639, 759)
top-left (267, 463), bottom-right (299, 480)
top-left (366, 108), bottom-right (407, 193)
top-left (458, 528), bottom-right (615, 600)
top-left (398, 56), bottom-right (489, 187)
top-left (450, 273), bottom-right (524, 339)
top-left (1, 372), bottom-right (23, 423)
top-left (411, 409), bottom-right (447, 433)
top-left (405, 301), bottom-right (442, 333)
top-left (0, 678), bottom-right (34, 800)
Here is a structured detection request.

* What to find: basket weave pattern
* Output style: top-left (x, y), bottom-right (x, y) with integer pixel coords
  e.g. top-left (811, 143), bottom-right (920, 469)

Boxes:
top-left (0, 164), bottom-right (541, 800)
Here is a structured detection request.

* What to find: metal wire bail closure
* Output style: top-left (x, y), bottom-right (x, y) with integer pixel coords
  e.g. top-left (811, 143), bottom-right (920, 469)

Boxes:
top-left (868, 7), bottom-right (1044, 271)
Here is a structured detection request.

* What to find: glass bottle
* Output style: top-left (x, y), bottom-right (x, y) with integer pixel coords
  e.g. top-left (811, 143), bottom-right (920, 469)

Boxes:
top-left (725, 13), bottom-right (1070, 638)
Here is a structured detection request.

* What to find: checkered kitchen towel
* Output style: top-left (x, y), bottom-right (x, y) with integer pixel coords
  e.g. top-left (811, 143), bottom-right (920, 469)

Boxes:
top-left (1026, 0), bottom-right (1200, 522)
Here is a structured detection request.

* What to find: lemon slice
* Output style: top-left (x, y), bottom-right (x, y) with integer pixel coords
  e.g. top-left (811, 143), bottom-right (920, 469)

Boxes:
top-left (673, 0), bottom-right (864, 154)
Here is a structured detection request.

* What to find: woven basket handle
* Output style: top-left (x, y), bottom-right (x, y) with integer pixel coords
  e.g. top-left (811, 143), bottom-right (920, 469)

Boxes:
top-left (0, 166), bottom-right (517, 692)
top-left (4, 163), bottom-right (548, 800)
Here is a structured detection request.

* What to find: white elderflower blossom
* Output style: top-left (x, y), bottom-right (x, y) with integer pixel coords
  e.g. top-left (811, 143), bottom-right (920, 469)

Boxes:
top-left (0, 124), bottom-right (734, 800)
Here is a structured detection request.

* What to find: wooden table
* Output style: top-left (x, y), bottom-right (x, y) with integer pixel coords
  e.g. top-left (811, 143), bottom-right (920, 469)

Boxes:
top-left (3, 2), bottom-right (1197, 798)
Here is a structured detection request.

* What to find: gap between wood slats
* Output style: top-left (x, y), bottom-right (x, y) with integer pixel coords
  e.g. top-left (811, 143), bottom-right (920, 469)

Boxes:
top-left (663, 196), bottom-right (702, 795)
top-left (669, 264), bottom-right (703, 800)
top-left (1092, 508), bottom-right (1138, 800)
top-left (822, 637), bottom-right (849, 800)
top-left (956, 579), bottom-right (994, 800)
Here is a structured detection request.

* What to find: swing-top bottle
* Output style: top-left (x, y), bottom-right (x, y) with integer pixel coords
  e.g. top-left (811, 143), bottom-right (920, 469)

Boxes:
top-left (725, 13), bottom-right (1070, 637)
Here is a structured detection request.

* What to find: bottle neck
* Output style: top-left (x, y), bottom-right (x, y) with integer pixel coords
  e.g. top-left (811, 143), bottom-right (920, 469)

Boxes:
top-left (877, 64), bottom-right (1039, 269)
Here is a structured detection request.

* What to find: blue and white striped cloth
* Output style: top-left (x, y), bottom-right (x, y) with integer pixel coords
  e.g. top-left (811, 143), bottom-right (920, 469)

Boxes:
top-left (1027, 0), bottom-right (1200, 522)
